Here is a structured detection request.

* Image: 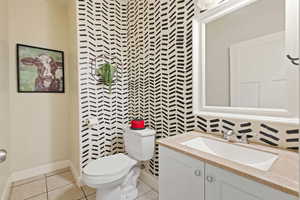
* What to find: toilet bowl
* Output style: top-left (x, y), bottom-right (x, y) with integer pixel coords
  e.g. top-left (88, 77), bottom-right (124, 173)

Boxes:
top-left (82, 128), bottom-right (155, 200)
top-left (83, 154), bottom-right (137, 200)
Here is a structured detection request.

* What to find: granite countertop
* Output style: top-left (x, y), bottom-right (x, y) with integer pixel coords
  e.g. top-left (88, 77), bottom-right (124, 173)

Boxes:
top-left (158, 131), bottom-right (299, 197)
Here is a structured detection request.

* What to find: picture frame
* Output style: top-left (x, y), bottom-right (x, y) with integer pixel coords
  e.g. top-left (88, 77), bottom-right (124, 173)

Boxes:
top-left (16, 44), bottom-right (65, 93)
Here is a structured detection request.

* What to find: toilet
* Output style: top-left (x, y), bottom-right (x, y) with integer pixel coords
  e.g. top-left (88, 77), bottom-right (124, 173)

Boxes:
top-left (82, 128), bottom-right (156, 200)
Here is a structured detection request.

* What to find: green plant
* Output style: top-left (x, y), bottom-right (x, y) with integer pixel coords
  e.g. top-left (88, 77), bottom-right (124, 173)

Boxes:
top-left (96, 63), bottom-right (116, 93)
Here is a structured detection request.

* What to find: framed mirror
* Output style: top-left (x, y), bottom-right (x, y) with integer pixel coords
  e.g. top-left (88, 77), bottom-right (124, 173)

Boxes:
top-left (193, 0), bottom-right (299, 123)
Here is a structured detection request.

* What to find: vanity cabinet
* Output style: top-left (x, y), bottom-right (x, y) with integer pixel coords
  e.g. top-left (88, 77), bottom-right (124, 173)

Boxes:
top-left (159, 146), bottom-right (297, 200)
top-left (159, 146), bottom-right (205, 200)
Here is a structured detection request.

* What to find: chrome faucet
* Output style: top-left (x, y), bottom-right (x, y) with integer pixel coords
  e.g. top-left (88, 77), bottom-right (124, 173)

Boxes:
top-left (222, 130), bottom-right (257, 144)
top-left (222, 130), bottom-right (236, 142)
top-left (238, 132), bottom-right (258, 144)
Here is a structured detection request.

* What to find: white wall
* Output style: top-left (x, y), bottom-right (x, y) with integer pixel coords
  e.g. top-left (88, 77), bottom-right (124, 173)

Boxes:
top-left (205, 0), bottom-right (285, 106)
top-left (8, 0), bottom-right (71, 172)
top-left (0, 0), bottom-right (11, 196)
top-left (67, 0), bottom-right (81, 176)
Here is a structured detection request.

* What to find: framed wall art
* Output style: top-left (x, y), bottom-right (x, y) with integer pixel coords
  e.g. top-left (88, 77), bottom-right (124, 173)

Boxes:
top-left (16, 44), bottom-right (65, 93)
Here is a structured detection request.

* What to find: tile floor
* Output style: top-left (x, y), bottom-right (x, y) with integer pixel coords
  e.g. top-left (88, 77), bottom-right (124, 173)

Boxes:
top-left (9, 168), bottom-right (158, 200)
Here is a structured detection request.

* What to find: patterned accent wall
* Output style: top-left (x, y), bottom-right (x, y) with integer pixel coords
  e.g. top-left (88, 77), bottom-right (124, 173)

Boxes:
top-left (77, 0), bottom-right (299, 177)
top-left (77, 0), bottom-right (128, 169)
top-left (127, 0), bottom-right (195, 176)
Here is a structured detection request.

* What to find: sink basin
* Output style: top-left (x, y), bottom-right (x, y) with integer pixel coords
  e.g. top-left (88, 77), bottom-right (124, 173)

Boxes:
top-left (181, 137), bottom-right (278, 171)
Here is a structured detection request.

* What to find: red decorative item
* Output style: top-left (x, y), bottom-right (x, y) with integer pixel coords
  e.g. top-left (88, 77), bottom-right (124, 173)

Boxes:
top-left (131, 119), bottom-right (145, 130)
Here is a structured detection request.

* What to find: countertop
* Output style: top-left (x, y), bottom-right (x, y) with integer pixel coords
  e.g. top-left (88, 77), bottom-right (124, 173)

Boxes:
top-left (158, 131), bottom-right (299, 197)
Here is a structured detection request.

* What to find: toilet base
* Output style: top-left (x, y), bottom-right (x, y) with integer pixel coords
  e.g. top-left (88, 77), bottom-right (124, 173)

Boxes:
top-left (96, 186), bottom-right (121, 200)
top-left (121, 166), bottom-right (140, 200)
top-left (94, 166), bottom-right (141, 200)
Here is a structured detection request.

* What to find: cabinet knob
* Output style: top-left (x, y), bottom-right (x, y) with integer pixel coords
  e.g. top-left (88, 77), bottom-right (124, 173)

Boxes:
top-left (0, 149), bottom-right (7, 163)
top-left (206, 176), bottom-right (215, 183)
top-left (194, 169), bottom-right (202, 176)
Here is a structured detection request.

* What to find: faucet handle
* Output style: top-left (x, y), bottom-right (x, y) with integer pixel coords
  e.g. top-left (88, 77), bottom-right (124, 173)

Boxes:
top-left (238, 132), bottom-right (258, 144)
top-left (222, 130), bottom-right (235, 140)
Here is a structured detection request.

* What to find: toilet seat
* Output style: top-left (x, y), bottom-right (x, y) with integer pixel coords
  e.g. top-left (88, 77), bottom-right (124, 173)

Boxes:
top-left (83, 154), bottom-right (137, 184)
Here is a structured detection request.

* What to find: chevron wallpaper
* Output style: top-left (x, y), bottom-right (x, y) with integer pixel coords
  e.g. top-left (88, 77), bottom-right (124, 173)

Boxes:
top-left (77, 0), bottom-right (299, 177)
top-left (127, 0), bottom-right (195, 176)
top-left (77, 0), bottom-right (128, 169)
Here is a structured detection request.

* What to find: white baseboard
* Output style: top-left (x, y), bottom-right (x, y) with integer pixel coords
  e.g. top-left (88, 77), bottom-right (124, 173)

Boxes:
top-left (140, 170), bottom-right (159, 192)
top-left (10, 160), bottom-right (70, 182)
top-left (68, 161), bottom-right (82, 187)
top-left (1, 176), bottom-right (12, 200)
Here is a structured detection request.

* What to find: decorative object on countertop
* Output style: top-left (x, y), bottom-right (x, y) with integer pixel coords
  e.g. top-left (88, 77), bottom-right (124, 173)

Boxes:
top-left (130, 119), bottom-right (145, 130)
top-left (17, 44), bottom-right (65, 93)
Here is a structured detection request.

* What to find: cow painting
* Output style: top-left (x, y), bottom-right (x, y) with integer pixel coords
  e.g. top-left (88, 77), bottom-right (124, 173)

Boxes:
top-left (17, 44), bottom-right (64, 93)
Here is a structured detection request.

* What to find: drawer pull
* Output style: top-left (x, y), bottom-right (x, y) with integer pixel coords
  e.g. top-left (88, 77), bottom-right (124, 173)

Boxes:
top-left (206, 176), bottom-right (215, 183)
top-left (194, 170), bottom-right (202, 176)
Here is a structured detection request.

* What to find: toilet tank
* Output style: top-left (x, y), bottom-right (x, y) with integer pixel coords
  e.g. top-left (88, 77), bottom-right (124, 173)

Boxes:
top-left (124, 128), bottom-right (155, 161)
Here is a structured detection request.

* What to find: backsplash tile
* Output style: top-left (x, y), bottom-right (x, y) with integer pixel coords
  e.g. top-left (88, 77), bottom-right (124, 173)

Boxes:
top-left (195, 116), bottom-right (299, 150)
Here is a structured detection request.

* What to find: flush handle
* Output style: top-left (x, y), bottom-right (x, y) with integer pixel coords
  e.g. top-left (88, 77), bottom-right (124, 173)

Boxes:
top-left (194, 170), bottom-right (202, 177)
top-left (0, 149), bottom-right (7, 163)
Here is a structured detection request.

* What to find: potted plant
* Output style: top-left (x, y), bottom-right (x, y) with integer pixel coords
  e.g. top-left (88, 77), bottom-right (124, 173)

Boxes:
top-left (96, 63), bottom-right (116, 93)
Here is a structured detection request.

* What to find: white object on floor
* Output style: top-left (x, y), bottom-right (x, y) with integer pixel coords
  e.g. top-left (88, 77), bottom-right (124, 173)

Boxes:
top-left (181, 137), bottom-right (278, 171)
top-left (121, 167), bottom-right (140, 200)
top-left (82, 128), bottom-right (155, 200)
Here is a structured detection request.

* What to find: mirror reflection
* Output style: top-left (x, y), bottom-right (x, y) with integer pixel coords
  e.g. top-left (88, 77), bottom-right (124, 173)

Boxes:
top-left (205, 0), bottom-right (288, 109)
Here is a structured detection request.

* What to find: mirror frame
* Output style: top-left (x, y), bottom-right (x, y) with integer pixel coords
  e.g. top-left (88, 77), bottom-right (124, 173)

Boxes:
top-left (192, 0), bottom-right (299, 124)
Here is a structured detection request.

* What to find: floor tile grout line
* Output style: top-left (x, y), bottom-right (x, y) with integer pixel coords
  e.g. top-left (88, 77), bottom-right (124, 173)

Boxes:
top-left (11, 177), bottom-right (46, 188)
top-left (47, 182), bottom-right (75, 193)
top-left (22, 191), bottom-right (47, 200)
top-left (8, 186), bottom-right (12, 200)
top-left (10, 176), bottom-right (47, 200)
top-left (9, 169), bottom-right (77, 200)
top-left (45, 169), bottom-right (71, 177)
top-left (85, 192), bottom-right (96, 200)
top-left (80, 186), bottom-right (88, 199)
top-left (45, 169), bottom-right (71, 178)
top-left (44, 174), bottom-right (49, 200)
top-left (12, 169), bottom-right (71, 188)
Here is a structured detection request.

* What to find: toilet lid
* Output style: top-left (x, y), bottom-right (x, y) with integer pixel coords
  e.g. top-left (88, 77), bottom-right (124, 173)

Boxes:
top-left (83, 154), bottom-right (136, 176)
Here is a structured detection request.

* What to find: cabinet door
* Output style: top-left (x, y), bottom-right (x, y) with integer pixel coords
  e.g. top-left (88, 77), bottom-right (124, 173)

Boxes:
top-left (205, 164), bottom-right (297, 200)
top-left (159, 146), bottom-right (205, 200)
